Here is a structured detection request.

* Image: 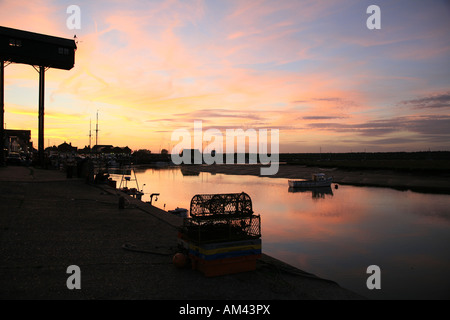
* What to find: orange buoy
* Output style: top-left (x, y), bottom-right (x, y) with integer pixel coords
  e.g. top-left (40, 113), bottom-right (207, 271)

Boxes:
top-left (173, 252), bottom-right (187, 268)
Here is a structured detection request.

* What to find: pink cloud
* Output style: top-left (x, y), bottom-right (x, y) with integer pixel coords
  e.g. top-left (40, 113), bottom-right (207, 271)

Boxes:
top-left (0, 0), bottom-right (73, 38)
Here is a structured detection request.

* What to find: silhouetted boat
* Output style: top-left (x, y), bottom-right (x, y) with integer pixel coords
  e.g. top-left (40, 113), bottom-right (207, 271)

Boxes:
top-left (288, 173), bottom-right (333, 188)
top-left (168, 207), bottom-right (188, 217)
top-left (118, 168), bottom-right (144, 200)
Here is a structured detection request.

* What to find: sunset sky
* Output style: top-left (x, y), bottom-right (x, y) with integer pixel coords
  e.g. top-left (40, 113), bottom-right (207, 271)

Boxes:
top-left (1, 0), bottom-right (449, 153)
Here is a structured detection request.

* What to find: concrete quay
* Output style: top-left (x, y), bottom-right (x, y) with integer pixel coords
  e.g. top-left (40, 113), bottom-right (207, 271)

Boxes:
top-left (0, 166), bottom-right (364, 300)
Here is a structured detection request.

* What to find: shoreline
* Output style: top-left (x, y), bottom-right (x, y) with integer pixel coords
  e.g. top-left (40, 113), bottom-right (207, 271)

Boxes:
top-left (182, 164), bottom-right (450, 194)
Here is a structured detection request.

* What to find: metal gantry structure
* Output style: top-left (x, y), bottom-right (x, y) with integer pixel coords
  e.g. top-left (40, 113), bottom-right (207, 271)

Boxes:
top-left (0, 26), bottom-right (77, 165)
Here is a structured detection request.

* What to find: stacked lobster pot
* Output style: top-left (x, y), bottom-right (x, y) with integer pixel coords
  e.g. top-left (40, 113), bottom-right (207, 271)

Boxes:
top-left (178, 192), bottom-right (262, 277)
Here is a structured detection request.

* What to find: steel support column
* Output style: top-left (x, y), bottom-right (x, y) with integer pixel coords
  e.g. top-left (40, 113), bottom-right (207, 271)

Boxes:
top-left (0, 60), bottom-right (4, 166)
top-left (38, 66), bottom-right (45, 166)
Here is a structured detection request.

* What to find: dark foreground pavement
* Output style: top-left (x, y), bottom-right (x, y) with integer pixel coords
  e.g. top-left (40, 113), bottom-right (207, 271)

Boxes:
top-left (0, 166), bottom-right (364, 300)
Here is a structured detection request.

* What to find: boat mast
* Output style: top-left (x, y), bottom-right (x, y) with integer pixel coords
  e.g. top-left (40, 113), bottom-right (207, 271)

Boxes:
top-left (95, 110), bottom-right (99, 146)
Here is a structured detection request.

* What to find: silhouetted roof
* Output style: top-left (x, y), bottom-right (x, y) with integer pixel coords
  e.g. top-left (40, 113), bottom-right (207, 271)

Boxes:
top-left (0, 26), bottom-right (76, 48)
top-left (0, 26), bottom-right (76, 70)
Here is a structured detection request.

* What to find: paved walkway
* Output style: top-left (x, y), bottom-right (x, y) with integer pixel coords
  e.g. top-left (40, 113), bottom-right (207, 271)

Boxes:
top-left (0, 166), bottom-right (364, 300)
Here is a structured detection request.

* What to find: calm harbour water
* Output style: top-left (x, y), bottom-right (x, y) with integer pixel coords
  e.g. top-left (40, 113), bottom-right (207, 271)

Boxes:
top-left (113, 167), bottom-right (450, 300)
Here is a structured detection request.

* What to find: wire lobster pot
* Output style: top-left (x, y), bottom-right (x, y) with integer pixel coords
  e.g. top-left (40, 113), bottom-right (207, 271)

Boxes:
top-left (180, 192), bottom-right (260, 245)
top-left (190, 192), bottom-right (253, 217)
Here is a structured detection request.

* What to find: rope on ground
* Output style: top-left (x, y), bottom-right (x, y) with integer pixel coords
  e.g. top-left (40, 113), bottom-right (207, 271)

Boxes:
top-left (121, 242), bottom-right (176, 256)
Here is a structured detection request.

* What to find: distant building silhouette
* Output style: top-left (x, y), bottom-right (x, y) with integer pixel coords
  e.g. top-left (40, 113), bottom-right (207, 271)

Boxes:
top-left (57, 141), bottom-right (77, 154)
top-left (78, 145), bottom-right (91, 155)
top-left (92, 145), bottom-right (113, 154)
top-left (113, 146), bottom-right (131, 154)
top-left (92, 145), bottom-right (131, 155)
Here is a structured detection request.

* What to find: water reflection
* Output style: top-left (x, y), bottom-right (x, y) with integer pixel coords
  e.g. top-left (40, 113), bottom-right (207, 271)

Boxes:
top-left (288, 186), bottom-right (334, 199)
top-left (111, 167), bottom-right (450, 300)
top-left (180, 167), bottom-right (200, 176)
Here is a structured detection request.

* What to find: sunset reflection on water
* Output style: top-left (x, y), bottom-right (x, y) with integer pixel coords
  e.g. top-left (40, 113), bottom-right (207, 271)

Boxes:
top-left (114, 167), bottom-right (450, 299)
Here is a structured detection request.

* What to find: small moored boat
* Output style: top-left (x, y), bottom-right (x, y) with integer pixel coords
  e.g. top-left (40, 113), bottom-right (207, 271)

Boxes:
top-left (118, 170), bottom-right (144, 200)
top-left (288, 173), bottom-right (333, 188)
top-left (168, 207), bottom-right (188, 217)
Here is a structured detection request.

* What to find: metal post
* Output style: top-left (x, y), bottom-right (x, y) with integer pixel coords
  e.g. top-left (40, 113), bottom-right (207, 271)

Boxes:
top-left (0, 60), bottom-right (4, 166)
top-left (38, 66), bottom-right (45, 166)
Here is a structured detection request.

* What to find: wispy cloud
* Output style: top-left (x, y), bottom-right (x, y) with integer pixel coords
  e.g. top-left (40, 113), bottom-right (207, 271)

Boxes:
top-left (306, 115), bottom-right (450, 136)
top-left (302, 116), bottom-right (347, 120)
top-left (176, 109), bottom-right (264, 120)
top-left (399, 91), bottom-right (450, 109)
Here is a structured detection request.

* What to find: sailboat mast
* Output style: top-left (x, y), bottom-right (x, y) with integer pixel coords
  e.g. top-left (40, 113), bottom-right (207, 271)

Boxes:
top-left (95, 110), bottom-right (99, 146)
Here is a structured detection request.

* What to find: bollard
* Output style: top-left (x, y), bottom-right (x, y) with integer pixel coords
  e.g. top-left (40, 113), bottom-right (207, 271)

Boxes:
top-left (119, 196), bottom-right (125, 209)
